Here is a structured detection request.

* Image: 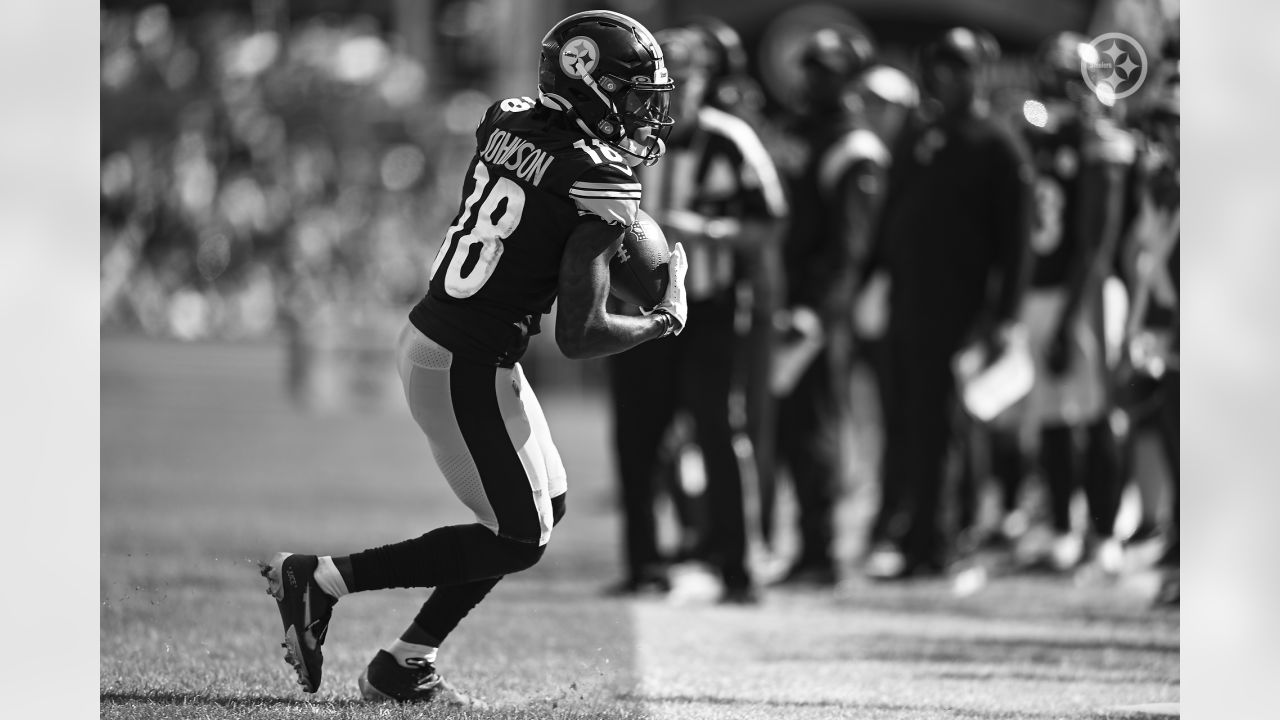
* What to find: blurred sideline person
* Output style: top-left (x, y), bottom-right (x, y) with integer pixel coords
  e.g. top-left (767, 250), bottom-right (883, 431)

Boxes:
top-left (1117, 44), bottom-right (1179, 603)
top-left (608, 25), bottom-right (788, 604)
top-left (1009, 33), bottom-right (1135, 573)
top-left (863, 27), bottom-right (1033, 580)
top-left (261, 10), bottom-right (688, 704)
top-left (770, 27), bottom-right (879, 587)
top-left (690, 17), bottom-right (787, 553)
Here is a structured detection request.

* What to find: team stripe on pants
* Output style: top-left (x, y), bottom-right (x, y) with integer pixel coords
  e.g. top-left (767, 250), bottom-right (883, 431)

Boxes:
top-left (396, 323), bottom-right (566, 546)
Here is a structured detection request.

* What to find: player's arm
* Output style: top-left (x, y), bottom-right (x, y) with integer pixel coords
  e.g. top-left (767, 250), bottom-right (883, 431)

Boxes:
top-left (815, 161), bottom-right (882, 327)
top-left (555, 218), bottom-right (685, 360)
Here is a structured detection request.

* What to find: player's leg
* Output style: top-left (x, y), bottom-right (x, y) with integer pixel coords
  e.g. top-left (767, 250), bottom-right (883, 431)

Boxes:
top-left (1153, 370), bottom-right (1179, 604)
top-left (607, 336), bottom-right (680, 593)
top-left (866, 333), bottom-right (911, 578)
top-left (265, 324), bottom-right (558, 698)
top-left (898, 356), bottom-right (957, 576)
top-left (355, 350), bottom-right (565, 705)
top-left (683, 296), bottom-right (754, 601)
top-left (772, 351), bottom-right (842, 585)
top-left (1038, 422), bottom-right (1080, 569)
top-left (1082, 416), bottom-right (1124, 571)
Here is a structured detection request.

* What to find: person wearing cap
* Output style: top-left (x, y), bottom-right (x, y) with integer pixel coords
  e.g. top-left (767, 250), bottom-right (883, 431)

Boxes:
top-left (1002, 32), bottom-right (1138, 574)
top-left (862, 27), bottom-right (1033, 580)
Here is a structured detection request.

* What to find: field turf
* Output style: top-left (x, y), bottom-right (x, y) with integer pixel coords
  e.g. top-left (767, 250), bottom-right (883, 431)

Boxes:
top-left (101, 336), bottom-right (1178, 719)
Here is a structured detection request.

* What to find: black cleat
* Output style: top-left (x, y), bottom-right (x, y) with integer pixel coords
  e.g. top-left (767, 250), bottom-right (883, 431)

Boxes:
top-left (260, 552), bottom-right (337, 693)
top-left (358, 650), bottom-right (487, 707)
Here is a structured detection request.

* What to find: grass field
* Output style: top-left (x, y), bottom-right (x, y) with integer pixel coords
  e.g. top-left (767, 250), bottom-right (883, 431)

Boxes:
top-left (101, 336), bottom-right (1178, 719)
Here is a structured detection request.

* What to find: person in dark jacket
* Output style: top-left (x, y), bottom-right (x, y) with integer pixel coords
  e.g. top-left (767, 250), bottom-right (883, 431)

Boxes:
top-left (863, 27), bottom-right (1033, 579)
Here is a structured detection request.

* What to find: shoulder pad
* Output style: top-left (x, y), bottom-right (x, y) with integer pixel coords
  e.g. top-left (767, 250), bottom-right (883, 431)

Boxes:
top-left (569, 162), bottom-right (641, 226)
top-left (818, 128), bottom-right (889, 196)
top-left (697, 106), bottom-right (788, 217)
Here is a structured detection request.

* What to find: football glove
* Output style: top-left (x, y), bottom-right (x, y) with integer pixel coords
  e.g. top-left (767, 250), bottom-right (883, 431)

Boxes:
top-left (653, 242), bottom-right (688, 335)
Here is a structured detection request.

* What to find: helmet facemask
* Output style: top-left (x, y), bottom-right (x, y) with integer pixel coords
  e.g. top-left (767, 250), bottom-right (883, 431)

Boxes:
top-left (607, 76), bottom-right (675, 166)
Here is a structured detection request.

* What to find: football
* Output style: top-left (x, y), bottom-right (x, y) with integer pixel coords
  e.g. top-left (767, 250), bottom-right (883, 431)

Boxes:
top-left (609, 209), bottom-right (670, 311)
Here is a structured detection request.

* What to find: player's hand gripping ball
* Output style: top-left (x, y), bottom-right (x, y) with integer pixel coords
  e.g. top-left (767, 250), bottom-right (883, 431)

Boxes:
top-left (609, 209), bottom-right (670, 311)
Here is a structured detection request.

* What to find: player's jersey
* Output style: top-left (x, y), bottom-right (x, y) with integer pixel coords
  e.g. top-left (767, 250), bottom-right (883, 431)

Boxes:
top-left (1022, 105), bottom-right (1135, 288)
top-left (411, 97), bottom-right (642, 366)
top-left (784, 109), bottom-right (888, 310)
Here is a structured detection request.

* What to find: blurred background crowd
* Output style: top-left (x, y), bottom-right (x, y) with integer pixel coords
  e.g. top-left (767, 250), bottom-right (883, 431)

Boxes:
top-left (100, 0), bottom-right (1179, 604)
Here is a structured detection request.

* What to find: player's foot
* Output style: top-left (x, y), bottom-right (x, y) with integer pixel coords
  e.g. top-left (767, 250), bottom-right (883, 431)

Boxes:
top-left (1051, 532), bottom-right (1084, 572)
top-left (260, 552), bottom-right (337, 693)
top-left (864, 542), bottom-right (907, 580)
top-left (1093, 536), bottom-right (1125, 575)
top-left (358, 650), bottom-right (488, 707)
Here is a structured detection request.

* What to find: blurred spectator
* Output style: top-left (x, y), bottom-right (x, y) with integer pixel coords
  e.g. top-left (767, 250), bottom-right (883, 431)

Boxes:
top-left (1006, 32), bottom-right (1135, 574)
top-left (688, 17), bottom-right (786, 554)
top-left (607, 25), bottom-right (788, 604)
top-left (1116, 39), bottom-right (1179, 603)
top-left (100, 5), bottom-right (456, 352)
top-left (862, 27), bottom-right (1033, 580)
top-left (769, 26), bottom-right (879, 587)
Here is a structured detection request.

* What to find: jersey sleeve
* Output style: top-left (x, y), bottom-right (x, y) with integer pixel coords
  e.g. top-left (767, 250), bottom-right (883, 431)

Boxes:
top-left (818, 129), bottom-right (890, 199)
top-left (474, 101), bottom-right (502, 145)
top-left (569, 163), bottom-right (642, 226)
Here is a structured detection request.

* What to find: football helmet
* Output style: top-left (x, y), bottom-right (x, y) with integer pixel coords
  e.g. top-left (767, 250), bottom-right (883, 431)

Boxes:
top-left (686, 18), bottom-right (763, 113)
top-left (538, 10), bottom-right (675, 166)
top-left (800, 26), bottom-right (875, 79)
top-left (687, 17), bottom-right (749, 82)
top-left (921, 27), bottom-right (989, 69)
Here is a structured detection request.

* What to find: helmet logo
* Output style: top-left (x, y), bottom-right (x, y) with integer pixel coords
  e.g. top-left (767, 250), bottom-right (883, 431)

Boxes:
top-left (561, 36), bottom-right (600, 79)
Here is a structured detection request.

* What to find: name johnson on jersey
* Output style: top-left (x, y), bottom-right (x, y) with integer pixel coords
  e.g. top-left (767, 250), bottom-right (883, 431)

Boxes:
top-left (479, 129), bottom-right (556, 187)
top-left (409, 98), bottom-right (643, 368)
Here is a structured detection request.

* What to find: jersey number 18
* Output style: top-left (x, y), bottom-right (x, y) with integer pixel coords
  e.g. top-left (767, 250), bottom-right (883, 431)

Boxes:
top-left (431, 161), bottom-right (527, 298)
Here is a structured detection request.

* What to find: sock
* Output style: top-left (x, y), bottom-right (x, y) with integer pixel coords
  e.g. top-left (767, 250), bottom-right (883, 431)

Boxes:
top-left (313, 556), bottom-right (350, 599)
top-left (387, 638), bottom-right (438, 669)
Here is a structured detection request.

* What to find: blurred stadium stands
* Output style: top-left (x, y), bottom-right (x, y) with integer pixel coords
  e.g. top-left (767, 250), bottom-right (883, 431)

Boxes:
top-left (100, 0), bottom-right (1176, 405)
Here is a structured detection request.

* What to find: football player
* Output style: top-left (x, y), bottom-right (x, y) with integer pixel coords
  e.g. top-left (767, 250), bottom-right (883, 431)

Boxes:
top-left (771, 26), bottom-right (881, 587)
top-left (261, 10), bottom-right (687, 704)
top-left (1117, 40), bottom-right (1178, 603)
top-left (1014, 32), bottom-right (1136, 573)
